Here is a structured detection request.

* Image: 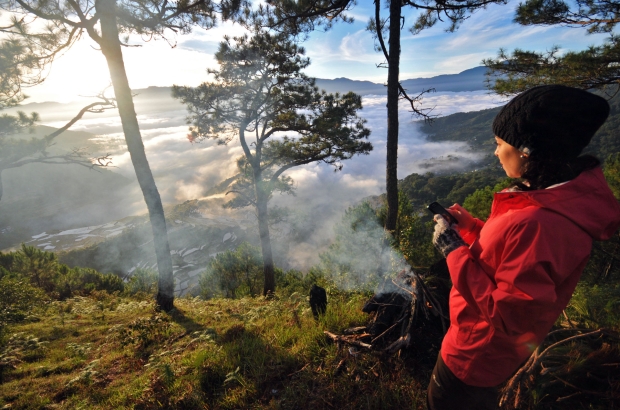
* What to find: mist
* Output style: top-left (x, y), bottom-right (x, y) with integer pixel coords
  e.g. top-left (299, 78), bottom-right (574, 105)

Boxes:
top-left (31, 89), bottom-right (503, 203)
top-left (1, 88), bottom-right (503, 276)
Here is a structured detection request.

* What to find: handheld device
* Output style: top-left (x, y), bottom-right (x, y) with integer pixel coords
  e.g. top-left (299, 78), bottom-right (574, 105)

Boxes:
top-left (427, 201), bottom-right (458, 225)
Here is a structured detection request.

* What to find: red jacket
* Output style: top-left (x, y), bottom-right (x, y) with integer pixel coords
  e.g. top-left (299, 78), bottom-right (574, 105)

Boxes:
top-left (442, 167), bottom-right (620, 387)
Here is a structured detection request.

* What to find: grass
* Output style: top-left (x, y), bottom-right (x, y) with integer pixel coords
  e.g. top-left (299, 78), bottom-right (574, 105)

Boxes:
top-left (0, 291), bottom-right (430, 410)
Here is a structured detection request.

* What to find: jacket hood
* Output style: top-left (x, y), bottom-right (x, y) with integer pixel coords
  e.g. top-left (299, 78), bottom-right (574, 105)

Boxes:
top-left (499, 167), bottom-right (620, 241)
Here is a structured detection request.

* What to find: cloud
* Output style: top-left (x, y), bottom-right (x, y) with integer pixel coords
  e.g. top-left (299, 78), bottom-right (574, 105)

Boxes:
top-left (6, 90), bottom-right (512, 273)
top-left (24, 90), bottom-right (503, 267)
top-left (338, 30), bottom-right (378, 62)
top-left (177, 39), bottom-right (220, 54)
top-left (435, 53), bottom-right (491, 72)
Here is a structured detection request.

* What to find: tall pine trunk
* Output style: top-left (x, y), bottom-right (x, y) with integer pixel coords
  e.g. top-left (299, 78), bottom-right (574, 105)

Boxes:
top-left (254, 174), bottom-right (276, 296)
top-left (385, 0), bottom-right (401, 233)
top-left (97, 0), bottom-right (175, 311)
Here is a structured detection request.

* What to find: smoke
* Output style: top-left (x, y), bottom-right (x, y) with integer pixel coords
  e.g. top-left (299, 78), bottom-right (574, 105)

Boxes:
top-left (307, 199), bottom-right (415, 293)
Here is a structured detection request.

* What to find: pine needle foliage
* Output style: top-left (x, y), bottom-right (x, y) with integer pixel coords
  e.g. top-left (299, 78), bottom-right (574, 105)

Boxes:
top-left (484, 0), bottom-right (620, 94)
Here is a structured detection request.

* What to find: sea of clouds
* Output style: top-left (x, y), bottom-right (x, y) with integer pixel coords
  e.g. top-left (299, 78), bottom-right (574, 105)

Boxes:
top-left (38, 89), bottom-right (505, 209)
top-left (12, 90), bottom-right (504, 269)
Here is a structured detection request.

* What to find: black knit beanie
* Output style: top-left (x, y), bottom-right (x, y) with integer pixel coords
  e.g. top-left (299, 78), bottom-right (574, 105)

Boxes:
top-left (492, 85), bottom-right (610, 158)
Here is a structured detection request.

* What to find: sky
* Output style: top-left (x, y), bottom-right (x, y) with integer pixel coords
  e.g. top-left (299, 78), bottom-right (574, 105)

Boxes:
top-left (16, 0), bottom-right (612, 103)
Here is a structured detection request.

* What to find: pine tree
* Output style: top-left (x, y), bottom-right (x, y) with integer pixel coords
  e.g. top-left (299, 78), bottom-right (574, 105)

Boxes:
top-left (173, 30), bottom-right (372, 295)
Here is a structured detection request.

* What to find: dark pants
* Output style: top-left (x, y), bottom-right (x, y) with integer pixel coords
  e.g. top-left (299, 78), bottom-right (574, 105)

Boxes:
top-left (427, 353), bottom-right (499, 410)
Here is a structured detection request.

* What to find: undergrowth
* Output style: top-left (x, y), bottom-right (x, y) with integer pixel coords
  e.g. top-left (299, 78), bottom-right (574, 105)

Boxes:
top-left (0, 291), bottom-right (428, 410)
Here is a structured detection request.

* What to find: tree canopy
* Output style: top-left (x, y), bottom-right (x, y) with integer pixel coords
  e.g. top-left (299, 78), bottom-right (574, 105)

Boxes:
top-left (484, 0), bottom-right (620, 94)
top-left (249, 0), bottom-right (506, 233)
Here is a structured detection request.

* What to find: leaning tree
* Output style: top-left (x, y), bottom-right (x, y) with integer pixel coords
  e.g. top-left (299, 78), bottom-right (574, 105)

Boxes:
top-left (173, 30), bottom-right (372, 295)
top-left (0, 0), bottom-right (239, 310)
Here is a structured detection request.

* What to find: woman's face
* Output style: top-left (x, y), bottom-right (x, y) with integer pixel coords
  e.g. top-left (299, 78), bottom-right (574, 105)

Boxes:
top-left (494, 136), bottom-right (528, 178)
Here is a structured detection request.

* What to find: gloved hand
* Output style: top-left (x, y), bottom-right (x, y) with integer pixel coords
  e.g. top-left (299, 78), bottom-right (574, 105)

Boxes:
top-left (432, 214), bottom-right (467, 258)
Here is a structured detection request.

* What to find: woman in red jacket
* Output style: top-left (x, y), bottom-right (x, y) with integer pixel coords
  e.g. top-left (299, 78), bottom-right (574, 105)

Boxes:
top-left (427, 85), bottom-right (620, 410)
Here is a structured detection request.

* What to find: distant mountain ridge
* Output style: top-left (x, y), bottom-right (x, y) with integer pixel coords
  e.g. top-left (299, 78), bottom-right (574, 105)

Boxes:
top-left (315, 66), bottom-right (488, 95)
top-left (7, 66), bottom-right (489, 112)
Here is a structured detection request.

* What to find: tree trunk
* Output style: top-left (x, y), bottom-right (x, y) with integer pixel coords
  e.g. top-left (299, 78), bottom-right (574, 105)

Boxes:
top-left (384, 0), bottom-right (401, 233)
top-left (96, 0), bottom-right (174, 311)
top-left (0, 170), bottom-right (3, 202)
top-left (254, 176), bottom-right (276, 296)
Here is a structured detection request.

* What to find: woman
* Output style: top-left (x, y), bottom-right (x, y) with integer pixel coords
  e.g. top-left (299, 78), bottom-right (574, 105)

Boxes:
top-left (427, 85), bottom-right (620, 410)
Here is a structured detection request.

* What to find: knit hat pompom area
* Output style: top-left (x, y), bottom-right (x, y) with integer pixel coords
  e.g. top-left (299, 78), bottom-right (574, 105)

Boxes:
top-left (492, 85), bottom-right (610, 158)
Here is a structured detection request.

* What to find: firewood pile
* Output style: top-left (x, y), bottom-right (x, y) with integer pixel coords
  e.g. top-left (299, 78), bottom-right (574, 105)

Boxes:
top-left (324, 260), bottom-right (451, 359)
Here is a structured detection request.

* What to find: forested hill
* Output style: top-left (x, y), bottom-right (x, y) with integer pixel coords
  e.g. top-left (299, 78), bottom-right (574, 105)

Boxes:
top-left (417, 89), bottom-right (620, 163)
top-left (401, 89), bottom-right (620, 210)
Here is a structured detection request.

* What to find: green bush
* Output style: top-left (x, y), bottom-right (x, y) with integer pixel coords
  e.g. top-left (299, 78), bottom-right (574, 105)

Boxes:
top-left (0, 246), bottom-right (124, 300)
top-left (462, 178), bottom-right (512, 220)
top-left (64, 267), bottom-right (124, 296)
top-left (565, 281), bottom-right (620, 330)
top-left (200, 242), bottom-right (264, 299)
top-left (125, 268), bottom-right (158, 296)
top-left (0, 277), bottom-right (48, 344)
top-left (320, 202), bottom-right (389, 291)
top-left (12, 244), bottom-right (59, 294)
top-left (276, 267), bottom-right (330, 297)
top-left (604, 152), bottom-right (620, 200)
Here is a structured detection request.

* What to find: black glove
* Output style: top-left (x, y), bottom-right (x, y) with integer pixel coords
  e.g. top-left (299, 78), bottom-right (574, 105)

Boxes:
top-left (432, 214), bottom-right (467, 257)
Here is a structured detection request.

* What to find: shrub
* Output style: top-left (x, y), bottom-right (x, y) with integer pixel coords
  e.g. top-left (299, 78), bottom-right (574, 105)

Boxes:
top-left (604, 152), bottom-right (620, 200)
top-left (65, 267), bottom-right (124, 296)
top-left (125, 268), bottom-right (159, 295)
top-left (276, 267), bottom-right (330, 297)
top-left (565, 281), bottom-right (620, 330)
top-left (462, 178), bottom-right (512, 220)
top-left (320, 202), bottom-right (390, 290)
top-left (12, 244), bottom-right (59, 294)
top-left (125, 268), bottom-right (158, 296)
top-left (200, 242), bottom-right (263, 299)
top-left (0, 277), bottom-right (48, 329)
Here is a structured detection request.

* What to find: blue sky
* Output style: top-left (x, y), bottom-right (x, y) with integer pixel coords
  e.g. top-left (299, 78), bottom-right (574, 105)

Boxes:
top-left (19, 0), bottom-right (612, 103)
top-left (300, 0), bottom-right (611, 82)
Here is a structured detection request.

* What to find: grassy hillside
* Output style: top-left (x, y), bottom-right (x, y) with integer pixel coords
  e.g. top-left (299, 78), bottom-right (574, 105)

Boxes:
top-left (0, 292), bottom-right (430, 410)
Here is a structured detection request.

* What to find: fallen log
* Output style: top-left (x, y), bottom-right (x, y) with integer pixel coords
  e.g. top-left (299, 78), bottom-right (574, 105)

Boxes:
top-left (324, 331), bottom-right (372, 350)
